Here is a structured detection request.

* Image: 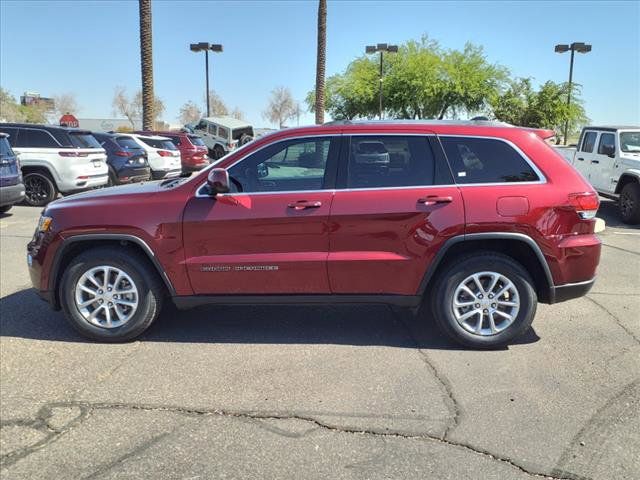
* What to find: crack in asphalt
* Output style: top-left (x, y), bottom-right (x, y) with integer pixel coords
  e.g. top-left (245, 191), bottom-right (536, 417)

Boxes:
top-left (601, 242), bottom-right (640, 257)
top-left (584, 295), bottom-right (640, 345)
top-left (0, 400), bottom-right (584, 480)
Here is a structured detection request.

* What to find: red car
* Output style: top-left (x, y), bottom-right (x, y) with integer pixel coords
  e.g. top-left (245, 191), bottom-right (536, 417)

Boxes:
top-left (135, 130), bottom-right (209, 173)
top-left (28, 121), bottom-right (601, 347)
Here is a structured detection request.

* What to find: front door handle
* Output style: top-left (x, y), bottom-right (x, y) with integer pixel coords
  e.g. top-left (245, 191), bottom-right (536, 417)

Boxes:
top-left (577, 157), bottom-right (585, 161)
top-left (417, 195), bottom-right (453, 206)
top-left (288, 200), bottom-right (322, 210)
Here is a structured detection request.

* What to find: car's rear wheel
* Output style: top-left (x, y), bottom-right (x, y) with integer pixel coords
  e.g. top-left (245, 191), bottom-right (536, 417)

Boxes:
top-left (619, 182), bottom-right (640, 224)
top-left (107, 169), bottom-right (119, 187)
top-left (60, 247), bottom-right (164, 342)
top-left (212, 145), bottom-right (225, 160)
top-left (431, 252), bottom-right (537, 349)
top-left (23, 172), bottom-right (57, 206)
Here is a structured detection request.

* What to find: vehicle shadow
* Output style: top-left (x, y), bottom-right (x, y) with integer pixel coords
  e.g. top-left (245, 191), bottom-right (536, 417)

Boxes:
top-left (0, 288), bottom-right (540, 350)
top-left (598, 198), bottom-right (639, 230)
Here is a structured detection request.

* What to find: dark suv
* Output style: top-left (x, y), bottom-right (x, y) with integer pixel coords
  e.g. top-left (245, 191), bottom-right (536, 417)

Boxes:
top-left (0, 133), bottom-right (25, 213)
top-left (27, 121), bottom-right (601, 347)
top-left (93, 133), bottom-right (151, 185)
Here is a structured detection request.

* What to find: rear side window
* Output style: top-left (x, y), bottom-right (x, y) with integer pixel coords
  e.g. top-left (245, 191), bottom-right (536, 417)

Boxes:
top-left (19, 129), bottom-right (59, 148)
top-left (218, 126), bottom-right (229, 140)
top-left (581, 131), bottom-right (597, 153)
top-left (597, 133), bottom-right (615, 154)
top-left (440, 137), bottom-right (539, 184)
top-left (68, 132), bottom-right (101, 148)
top-left (116, 137), bottom-right (142, 150)
top-left (346, 136), bottom-right (435, 188)
top-left (189, 135), bottom-right (206, 147)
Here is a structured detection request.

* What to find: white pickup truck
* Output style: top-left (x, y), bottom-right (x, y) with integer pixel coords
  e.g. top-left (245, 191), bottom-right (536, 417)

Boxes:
top-left (567, 126), bottom-right (640, 224)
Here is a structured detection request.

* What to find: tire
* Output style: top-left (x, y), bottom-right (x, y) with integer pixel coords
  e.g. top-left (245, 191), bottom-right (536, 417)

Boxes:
top-left (23, 172), bottom-right (57, 206)
top-left (107, 169), bottom-right (119, 187)
top-left (619, 182), bottom-right (640, 225)
top-left (59, 247), bottom-right (164, 342)
top-left (0, 205), bottom-right (12, 214)
top-left (213, 145), bottom-right (225, 160)
top-left (430, 252), bottom-right (537, 349)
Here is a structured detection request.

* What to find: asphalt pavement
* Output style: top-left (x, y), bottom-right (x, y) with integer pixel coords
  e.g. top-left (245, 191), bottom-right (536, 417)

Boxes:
top-left (1, 199), bottom-right (638, 480)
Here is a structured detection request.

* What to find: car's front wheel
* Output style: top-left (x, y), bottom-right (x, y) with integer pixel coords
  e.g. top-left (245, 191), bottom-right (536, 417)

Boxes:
top-left (619, 182), bottom-right (640, 224)
top-left (60, 247), bottom-right (164, 342)
top-left (431, 252), bottom-right (537, 349)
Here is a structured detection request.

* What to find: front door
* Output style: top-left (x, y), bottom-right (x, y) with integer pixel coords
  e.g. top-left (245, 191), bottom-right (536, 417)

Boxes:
top-left (182, 136), bottom-right (339, 295)
top-left (328, 135), bottom-right (464, 295)
top-left (574, 130), bottom-right (598, 185)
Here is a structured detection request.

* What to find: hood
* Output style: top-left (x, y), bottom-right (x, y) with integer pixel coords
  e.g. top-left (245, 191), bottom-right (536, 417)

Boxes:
top-left (47, 181), bottom-right (165, 209)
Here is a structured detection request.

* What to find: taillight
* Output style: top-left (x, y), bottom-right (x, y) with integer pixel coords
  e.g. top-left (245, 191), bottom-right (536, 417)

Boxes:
top-left (59, 151), bottom-right (88, 157)
top-left (158, 150), bottom-right (171, 157)
top-left (115, 150), bottom-right (131, 157)
top-left (568, 192), bottom-right (600, 219)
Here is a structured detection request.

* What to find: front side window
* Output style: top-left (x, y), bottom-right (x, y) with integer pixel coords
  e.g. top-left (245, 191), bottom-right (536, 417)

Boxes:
top-left (227, 137), bottom-right (333, 193)
top-left (597, 133), bottom-right (615, 155)
top-left (346, 136), bottom-right (435, 188)
top-left (581, 131), bottom-right (597, 153)
top-left (440, 137), bottom-right (539, 183)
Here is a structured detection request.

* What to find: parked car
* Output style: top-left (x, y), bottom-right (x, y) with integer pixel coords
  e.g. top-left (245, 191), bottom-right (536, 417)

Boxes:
top-left (0, 132), bottom-right (25, 214)
top-left (569, 125), bottom-right (640, 224)
top-left (92, 133), bottom-right (151, 186)
top-left (28, 120), bottom-right (601, 347)
top-left (0, 123), bottom-right (108, 206)
top-left (117, 134), bottom-right (181, 180)
top-left (193, 116), bottom-right (254, 159)
top-left (135, 130), bottom-right (209, 173)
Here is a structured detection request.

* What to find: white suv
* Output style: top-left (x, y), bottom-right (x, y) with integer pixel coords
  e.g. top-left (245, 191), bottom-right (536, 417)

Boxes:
top-left (119, 134), bottom-right (182, 180)
top-left (193, 116), bottom-right (254, 159)
top-left (0, 123), bottom-right (108, 206)
top-left (572, 126), bottom-right (640, 224)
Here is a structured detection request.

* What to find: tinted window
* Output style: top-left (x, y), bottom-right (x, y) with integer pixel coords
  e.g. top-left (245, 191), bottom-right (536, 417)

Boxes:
top-left (167, 136), bottom-right (182, 146)
top-left (207, 124), bottom-right (217, 135)
top-left (218, 126), bottom-right (229, 139)
top-left (228, 137), bottom-right (333, 193)
top-left (581, 131), bottom-right (597, 153)
top-left (20, 129), bottom-right (59, 148)
top-left (0, 137), bottom-right (14, 157)
top-left (347, 136), bottom-right (434, 188)
top-left (116, 137), bottom-right (143, 150)
top-left (138, 137), bottom-right (178, 150)
top-left (597, 133), bottom-right (615, 154)
top-left (189, 135), bottom-right (206, 147)
top-left (68, 132), bottom-right (101, 148)
top-left (196, 120), bottom-right (207, 131)
top-left (0, 128), bottom-right (19, 146)
top-left (440, 137), bottom-right (539, 183)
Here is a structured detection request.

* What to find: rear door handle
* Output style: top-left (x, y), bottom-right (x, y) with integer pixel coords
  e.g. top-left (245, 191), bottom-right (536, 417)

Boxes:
top-left (287, 200), bottom-right (322, 210)
top-left (591, 160), bottom-right (599, 164)
top-left (577, 157), bottom-right (584, 161)
top-left (417, 195), bottom-right (453, 206)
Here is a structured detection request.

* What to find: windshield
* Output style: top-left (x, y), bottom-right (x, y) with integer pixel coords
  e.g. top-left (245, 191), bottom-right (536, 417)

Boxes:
top-left (139, 137), bottom-right (178, 150)
top-left (232, 126), bottom-right (254, 141)
top-left (69, 132), bottom-right (102, 148)
top-left (620, 132), bottom-right (640, 152)
top-left (189, 135), bottom-right (206, 147)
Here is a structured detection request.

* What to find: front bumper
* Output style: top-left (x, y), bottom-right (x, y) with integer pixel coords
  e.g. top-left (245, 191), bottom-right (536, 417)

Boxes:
top-left (0, 182), bottom-right (26, 207)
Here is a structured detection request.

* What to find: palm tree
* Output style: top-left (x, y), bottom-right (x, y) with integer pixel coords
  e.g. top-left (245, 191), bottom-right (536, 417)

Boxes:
top-left (139, 0), bottom-right (154, 130)
top-left (314, 0), bottom-right (327, 125)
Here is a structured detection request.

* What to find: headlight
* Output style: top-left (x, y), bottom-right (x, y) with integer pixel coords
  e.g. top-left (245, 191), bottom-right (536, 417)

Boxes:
top-left (37, 215), bottom-right (53, 233)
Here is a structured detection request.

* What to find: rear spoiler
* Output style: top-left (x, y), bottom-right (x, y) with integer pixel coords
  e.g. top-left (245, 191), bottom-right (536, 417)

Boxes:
top-left (522, 127), bottom-right (556, 141)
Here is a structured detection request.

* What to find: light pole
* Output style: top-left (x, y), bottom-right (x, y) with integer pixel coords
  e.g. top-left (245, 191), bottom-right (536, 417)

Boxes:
top-left (190, 42), bottom-right (223, 117)
top-left (365, 43), bottom-right (398, 119)
top-left (555, 42), bottom-right (591, 145)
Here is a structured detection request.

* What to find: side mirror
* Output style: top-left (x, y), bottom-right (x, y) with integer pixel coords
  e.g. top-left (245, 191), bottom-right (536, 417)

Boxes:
top-left (601, 144), bottom-right (615, 157)
top-left (206, 168), bottom-right (230, 196)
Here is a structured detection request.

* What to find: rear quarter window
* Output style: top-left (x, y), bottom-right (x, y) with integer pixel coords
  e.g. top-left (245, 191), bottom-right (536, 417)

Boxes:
top-left (440, 137), bottom-right (539, 184)
top-left (68, 132), bottom-right (101, 148)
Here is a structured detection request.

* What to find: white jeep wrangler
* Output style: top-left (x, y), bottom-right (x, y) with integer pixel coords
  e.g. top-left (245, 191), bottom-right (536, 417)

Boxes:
top-left (193, 116), bottom-right (254, 160)
top-left (572, 126), bottom-right (640, 224)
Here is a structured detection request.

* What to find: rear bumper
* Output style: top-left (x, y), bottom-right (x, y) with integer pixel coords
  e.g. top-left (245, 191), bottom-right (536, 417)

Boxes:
top-left (151, 169), bottom-right (181, 180)
top-left (116, 166), bottom-right (151, 183)
top-left (0, 182), bottom-right (26, 207)
top-left (549, 277), bottom-right (596, 304)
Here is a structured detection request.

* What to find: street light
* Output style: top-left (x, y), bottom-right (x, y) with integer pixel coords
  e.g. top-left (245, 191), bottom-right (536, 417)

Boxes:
top-left (190, 42), bottom-right (223, 117)
top-left (365, 43), bottom-right (398, 119)
top-left (555, 42), bottom-right (591, 144)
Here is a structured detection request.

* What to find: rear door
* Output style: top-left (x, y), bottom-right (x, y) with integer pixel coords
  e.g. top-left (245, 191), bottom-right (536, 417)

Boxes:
top-left (327, 134), bottom-right (464, 295)
top-left (182, 135), bottom-right (339, 295)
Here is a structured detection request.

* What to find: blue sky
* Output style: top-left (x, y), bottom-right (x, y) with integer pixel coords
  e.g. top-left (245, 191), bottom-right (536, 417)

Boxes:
top-left (1, 0), bottom-right (638, 127)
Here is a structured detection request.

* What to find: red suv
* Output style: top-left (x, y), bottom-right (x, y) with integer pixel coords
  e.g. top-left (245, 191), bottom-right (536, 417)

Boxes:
top-left (136, 130), bottom-right (209, 173)
top-left (27, 121), bottom-right (601, 347)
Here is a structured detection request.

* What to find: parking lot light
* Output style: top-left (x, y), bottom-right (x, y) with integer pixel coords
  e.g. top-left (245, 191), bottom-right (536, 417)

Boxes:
top-left (190, 42), bottom-right (224, 117)
top-left (555, 42), bottom-right (592, 144)
top-left (365, 43), bottom-right (398, 119)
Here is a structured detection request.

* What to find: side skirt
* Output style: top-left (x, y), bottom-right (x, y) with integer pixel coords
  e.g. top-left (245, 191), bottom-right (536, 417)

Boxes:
top-left (172, 294), bottom-right (422, 310)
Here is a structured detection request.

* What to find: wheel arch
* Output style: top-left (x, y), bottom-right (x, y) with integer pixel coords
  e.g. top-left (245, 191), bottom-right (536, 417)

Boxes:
top-left (614, 171), bottom-right (640, 194)
top-left (21, 165), bottom-right (59, 186)
top-left (50, 234), bottom-right (176, 309)
top-left (419, 233), bottom-right (555, 304)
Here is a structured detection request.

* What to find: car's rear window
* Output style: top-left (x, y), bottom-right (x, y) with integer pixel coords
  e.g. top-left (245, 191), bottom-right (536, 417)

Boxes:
top-left (440, 137), bottom-right (539, 183)
top-left (69, 132), bottom-right (102, 149)
top-left (116, 137), bottom-right (143, 150)
top-left (232, 127), bottom-right (254, 140)
top-left (189, 135), bottom-right (206, 147)
top-left (0, 138), bottom-right (14, 157)
top-left (139, 137), bottom-right (178, 150)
